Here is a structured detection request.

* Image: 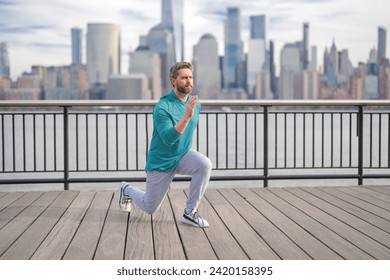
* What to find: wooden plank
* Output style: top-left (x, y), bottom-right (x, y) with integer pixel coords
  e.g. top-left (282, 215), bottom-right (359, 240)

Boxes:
top-left (125, 196), bottom-right (154, 260)
top-left (245, 188), bottom-right (342, 260)
top-left (94, 191), bottom-right (129, 260)
top-left (219, 189), bottom-right (310, 260)
top-left (365, 185), bottom-right (390, 196)
top-left (63, 191), bottom-right (113, 260)
top-left (267, 188), bottom-right (374, 260)
top-left (206, 189), bottom-right (279, 259)
top-left (168, 189), bottom-right (217, 260)
top-left (337, 187), bottom-right (390, 210)
top-left (318, 187), bottom-right (390, 232)
top-left (302, 187), bottom-right (390, 247)
top-left (31, 191), bottom-right (95, 260)
top-left (0, 192), bottom-right (42, 229)
top-left (196, 189), bottom-right (248, 260)
top-left (0, 192), bottom-right (8, 200)
top-left (152, 193), bottom-right (185, 260)
top-left (0, 191), bottom-right (60, 257)
top-left (0, 191), bottom-right (78, 260)
top-left (286, 188), bottom-right (390, 259)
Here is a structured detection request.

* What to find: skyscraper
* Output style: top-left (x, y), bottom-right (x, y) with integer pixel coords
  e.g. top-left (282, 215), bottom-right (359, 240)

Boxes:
top-left (0, 42), bottom-right (10, 77)
top-left (161, 0), bottom-right (184, 62)
top-left (250, 15), bottom-right (266, 41)
top-left (86, 23), bottom-right (121, 89)
top-left (71, 27), bottom-right (83, 64)
top-left (377, 26), bottom-right (387, 70)
top-left (223, 7), bottom-right (244, 90)
top-left (303, 22), bottom-right (309, 70)
top-left (280, 43), bottom-right (302, 99)
top-left (192, 33), bottom-right (221, 99)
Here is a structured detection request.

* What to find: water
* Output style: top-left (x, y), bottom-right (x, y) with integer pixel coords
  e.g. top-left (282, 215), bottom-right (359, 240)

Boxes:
top-left (1, 110), bottom-right (389, 191)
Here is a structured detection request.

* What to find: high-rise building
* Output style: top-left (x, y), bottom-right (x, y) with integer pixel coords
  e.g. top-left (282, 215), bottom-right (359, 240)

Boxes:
top-left (106, 74), bottom-right (151, 100)
top-left (279, 43), bottom-right (303, 99)
top-left (161, 0), bottom-right (184, 62)
top-left (71, 27), bottom-right (83, 64)
top-left (250, 15), bottom-right (266, 42)
top-left (377, 26), bottom-right (387, 69)
top-left (86, 23), bottom-right (121, 89)
top-left (0, 42), bottom-right (10, 77)
top-left (146, 23), bottom-right (175, 94)
top-left (269, 40), bottom-right (277, 97)
top-left (223, 7), bottom-right (244, 90)
top-left (129, 45), bottom-right (162, 99)
top-left (192, 33), bottom-right (221, 99)
top-left (303, 23), bottom-right (309, 70)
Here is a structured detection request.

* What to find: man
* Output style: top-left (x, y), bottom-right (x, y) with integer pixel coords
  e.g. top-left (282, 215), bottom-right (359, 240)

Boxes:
top-left (119, 62), bottom-right (211, 228)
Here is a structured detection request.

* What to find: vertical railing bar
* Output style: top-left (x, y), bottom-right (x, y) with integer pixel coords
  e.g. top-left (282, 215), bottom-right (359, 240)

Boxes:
top-left (245, 113), bottom-right (248, 169)
top-left (340, 113), bottom-right (343, 168)
top-left (312, 113), bottom-right (315, 168)
top-left (135, 114), bottom-right (139, 170)
top-left (33, 114), bottom-right (37, 172)
top-left (54, 113), bottom-right (57, 171)
top-left (274, 112), bottom-right (278, 168)
top-left (96, 114), bottom-right (99, 171)
top-left (378, 113), bottom-right (382, 168)
top-left (254, 112), bottom-right (257, 169)
top-left (349, 113), bottom-right (352, 168)
top-left (86, 114), bottom-right (89, 171)
top-left (293, 113), bottom-right (296, 168)
top-left (43, 114), bottom-right (47, 171)
top-left (263, 106), bottom-right (269, 188)
top-left (63, 106), bottom-right (70, 190)
top-left (225, 113), bottom-right (228, 169)
top-left (1, 114), bottom-right (4, 172)
top-left (235, 113), bottom-right (238, 169)
top-left (370, 113), bottom-right (373, 168)
top-left (75, 113), bottom-right (79, 171)
top-left (22, 114), bottom-right (26, 171)
top-left (126, 114), bottom-right (129, 171)
top-left (12, 114), bottom-right (16, 171)
top-left (357, 106), bottom-right (364, 185)
top-left (303, 113), bottom-right (306, 168)
top-left (106, 114), bottom-right (109, 171)
top-left (388, 113), bottom-right (390, 168)
top-left (116, 114), bottom-right (119, 171)
top-left (331, 113), bottom-right (334, 168)
top-left (206, 113), bottom-right (209, 157)
top-left (145, 113), bottom-right (149, 161)
top-left (216, 113), bottom-right (219, 169)
top-left (284, 113), bottom-right (287, 168)
top-left (321, 113), bottom-right (324, 168)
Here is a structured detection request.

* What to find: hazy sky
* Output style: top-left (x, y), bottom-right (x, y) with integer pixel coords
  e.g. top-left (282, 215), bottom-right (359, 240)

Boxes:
top-left (1, 0), bottom-right (389, 79)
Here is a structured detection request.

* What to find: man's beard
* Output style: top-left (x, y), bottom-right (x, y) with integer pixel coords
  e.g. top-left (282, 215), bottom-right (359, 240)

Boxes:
top-left (177, 85), bottom-right (192, 94)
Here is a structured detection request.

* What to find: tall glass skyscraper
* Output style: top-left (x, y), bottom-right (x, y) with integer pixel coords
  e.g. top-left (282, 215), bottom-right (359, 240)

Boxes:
top-left (71, 27), bottom-right (83, 64)
top-left (161, 0), bottom-right (184, 62)
top-left (223, 7), bottom-right (244, 89)
top-left (0, 42), bottom-right (10, 77)
top-left (303, 23), bottom-right (309, 70)
top-left (250, 15), bottom-right (266, 41)
top-left (377, 26), bottom-right (387, 67)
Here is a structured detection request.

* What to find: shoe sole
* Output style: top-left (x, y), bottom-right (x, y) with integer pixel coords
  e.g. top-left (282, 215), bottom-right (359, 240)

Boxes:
top-left (119, 182), bottom-right (131, 212)
top-left (182, 215), bottom-right (209, 228)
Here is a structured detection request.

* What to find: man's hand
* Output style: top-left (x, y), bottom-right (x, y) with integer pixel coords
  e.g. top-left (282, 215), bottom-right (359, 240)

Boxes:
top-left (175, 95), bottom-right (198, 134)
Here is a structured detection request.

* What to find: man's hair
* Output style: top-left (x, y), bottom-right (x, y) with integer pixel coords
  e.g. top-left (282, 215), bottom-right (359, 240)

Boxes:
top-left (169, 62), bottom-right (193, 80)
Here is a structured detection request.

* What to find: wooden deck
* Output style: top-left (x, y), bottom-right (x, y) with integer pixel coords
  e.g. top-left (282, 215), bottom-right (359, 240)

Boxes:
top-left (0, 185), bottom-right (389, 260)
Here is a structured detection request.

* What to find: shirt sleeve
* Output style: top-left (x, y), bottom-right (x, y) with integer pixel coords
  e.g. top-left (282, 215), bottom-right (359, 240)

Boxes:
top-left (154, 106), bottom-right (181, 146)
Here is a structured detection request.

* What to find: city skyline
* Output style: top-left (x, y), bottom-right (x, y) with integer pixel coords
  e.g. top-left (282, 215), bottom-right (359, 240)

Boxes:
top-left (0, 0), bottom-right (389, 79)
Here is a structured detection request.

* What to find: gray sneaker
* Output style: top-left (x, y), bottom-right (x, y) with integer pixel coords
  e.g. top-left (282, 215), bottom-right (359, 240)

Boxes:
top-left (182, 209), bottom-right (209, 228)
top-left (119, 182), bottom-right (132, 212)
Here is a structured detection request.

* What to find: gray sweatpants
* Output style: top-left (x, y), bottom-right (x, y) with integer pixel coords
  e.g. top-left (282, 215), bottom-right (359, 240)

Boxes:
top-left (124, 149), bottom-right (212, 214)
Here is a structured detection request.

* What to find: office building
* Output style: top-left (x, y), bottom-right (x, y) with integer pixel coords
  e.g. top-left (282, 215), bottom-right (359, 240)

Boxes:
top-left (247, 39), bottom-right (266, 98)
top-left (129, 45), bottom-right (162, 99)
top-left (377, 26), bottom-right (387, 69)
top-left (86, 23), bottom-right (121, 88)
top-left (223, 7), bottom-right (244, 90)
top-left (0, 42), bottom-right (10, 77)
top-left (303, 23), bottom-right (309, 70)
top-left (192, 33), bottom-right (221, 99)
top-left (146, 23), bottom-right (175, 94)
top-left (279, 43), bottom-right (303, 99)
top-left (71, 28), bottom-right (83, 64)
top-left (106, 74), bottom-right (151, 100)
top-left (161, 0), bottom-right (184, 62)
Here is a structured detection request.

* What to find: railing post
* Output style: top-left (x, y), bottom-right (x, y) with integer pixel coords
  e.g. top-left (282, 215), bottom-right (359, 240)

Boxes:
top-left (63, 106), bottom-right (70, 190)
top-left (263, 106), bottom-right (269, 188)
top-left (357, 105), bottom-right (364, 185)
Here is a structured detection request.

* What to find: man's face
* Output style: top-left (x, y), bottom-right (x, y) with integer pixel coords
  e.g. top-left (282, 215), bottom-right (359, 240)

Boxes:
top-left (172, 68), bottom-right (193, 94)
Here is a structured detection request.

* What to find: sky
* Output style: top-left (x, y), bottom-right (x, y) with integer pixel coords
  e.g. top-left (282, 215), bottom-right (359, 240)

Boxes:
top-left (0, 0), bottom-right (389, 79)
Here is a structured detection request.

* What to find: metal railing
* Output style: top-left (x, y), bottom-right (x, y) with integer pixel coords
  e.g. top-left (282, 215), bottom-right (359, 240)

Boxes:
top-left (1, 100), bottom-right (390, 190)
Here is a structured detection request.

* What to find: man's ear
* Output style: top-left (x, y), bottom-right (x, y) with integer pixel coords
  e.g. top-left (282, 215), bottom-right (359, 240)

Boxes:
top-left (170, 78), bottom-right (176, 88)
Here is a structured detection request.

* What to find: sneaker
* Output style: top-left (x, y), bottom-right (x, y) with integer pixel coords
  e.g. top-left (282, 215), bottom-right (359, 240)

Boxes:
top-left (119, 182), bottom-right (132, 212)
top-left (182, 209), bottom-right (209, 228)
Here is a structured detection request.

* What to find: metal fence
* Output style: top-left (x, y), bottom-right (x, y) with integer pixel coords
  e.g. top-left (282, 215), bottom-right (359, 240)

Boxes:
top-left (1, 100), bottom-right (390, 189)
